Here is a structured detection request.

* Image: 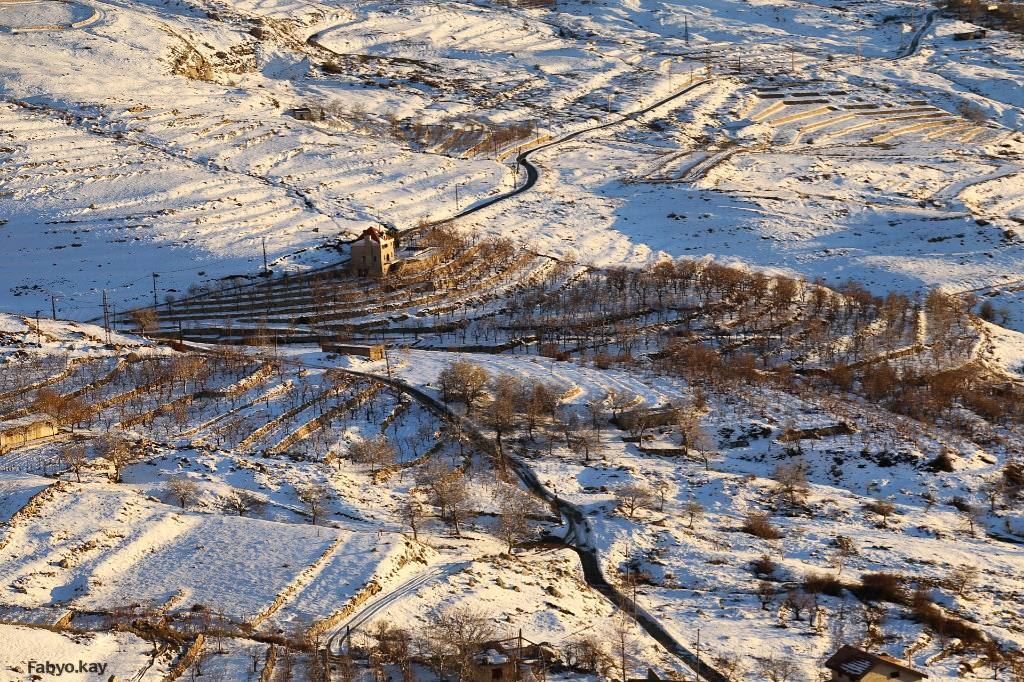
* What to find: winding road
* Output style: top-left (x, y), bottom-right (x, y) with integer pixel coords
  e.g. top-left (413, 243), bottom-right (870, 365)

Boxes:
top-left (410, 78), bottom-right (711, 235)
top-left (320, 365), bottom-right (728, 681)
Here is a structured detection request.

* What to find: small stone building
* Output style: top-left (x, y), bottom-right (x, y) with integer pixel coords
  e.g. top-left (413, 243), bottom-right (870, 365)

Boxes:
top-left (0, 417), bottom-right (58, 454)
top-left (319, 342), bottom-right (385, 361)
top-left (471, 635), bottom-right (557, 682)
top-left (825, 646), bottom-right (928, 682)
top-left (291, 106), bottom-right (323, 121)
top-left (350, 226), bottom-right (396, 278)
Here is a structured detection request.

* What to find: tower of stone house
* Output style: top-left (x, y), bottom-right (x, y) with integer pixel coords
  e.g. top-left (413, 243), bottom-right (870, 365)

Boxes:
top-left (350, 226), bottom-right (395, 277)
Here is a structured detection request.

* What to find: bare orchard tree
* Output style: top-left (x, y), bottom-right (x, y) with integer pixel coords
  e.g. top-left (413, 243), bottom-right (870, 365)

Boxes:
top-left (400, 495), bottom-right (425, 541)
top-left (130, 308), bottom-right (160, 337)
top-left (773, 461), bottom-right (810, 508)
top-left (688, 422), bottom-right (718, 471)
top-left (58, 443), bottom-right (88, 482)
top-left (167, 477), bottom-right (199, 509)
top-left (485, 373), bottom-right (522, 458)
top-left (495, 486), bottom-right (540, 553)
top-left (437, 360), bottom-right (489, 415)
top-left (754, 654), bottom-right (803, 682)
top-left (348, 436), bottom-right (396, 474)
top-left (298, 483), bottom-right (329, 527)
top-left (419, 605), bottom-right (495, 681)
top-left (946, 564), bottom-right (978, 597)
top-left (220, 488), bottom-right (266, 517)
top-left (684, 498), bottom-right (704, 529)
top-left (614, 483), bottom-right (655, 519)
top-left (569, 429), bottom-right (599, 462)
top-left (419, 463), bottom-right (471, 535)
top-left (653, 480), bottom-right (670, 512)
top-left (94, 432), bottom-right (134, 483)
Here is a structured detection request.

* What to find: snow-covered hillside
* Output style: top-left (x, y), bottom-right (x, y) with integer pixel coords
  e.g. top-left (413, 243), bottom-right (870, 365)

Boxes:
top-left (2, 0), bottom-right (1024, 679)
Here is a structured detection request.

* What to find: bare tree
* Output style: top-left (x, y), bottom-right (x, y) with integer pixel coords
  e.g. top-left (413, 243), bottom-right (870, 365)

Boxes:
top-left (684, 499), bottom-right (704, 529)
top-left (420, 463), bottom-right (471, 535)
top-left (419, 605), bottom-right (494, 681)
top-left (831, 535), bottom-right (857, 575)
top-left (653, 480), bottom-right (670, 512)
top-left (401, 495), bottom-right (425, 541)
top-left (485, 373), bottom-right (522, 458)
top-left (947, 565), bottom-right (978, 597)
top-left (349, 436), bottom-right (396, 474)
top-left (298, 483), bottom-right (329, 526)
top-left (773, 461), bottom-right (809, 508)
top-left (58, 443), bottom-right (88, 482)
top-left (496, 486), bottom-right (539, 553)
top-left (131, 308), bottom-right (160, 336)
top-left (438, 360), bottom-right (489, 415)
top-left (221, 488), bottom-right (266, 516)
top-left (754, 654), bottom-right (803, 682)
top-left (569, 429), bottom-right (599, 463)
top-left (94, 432), bottom-right (133, 483)
top-left (167, 477), bottom-right (199, 509)
top-left (611, 611), bottom-right (635, 682)
top-left (864, 499), bottom-right (896, 528)
top-left (614, 483), bottom-right (655, 519)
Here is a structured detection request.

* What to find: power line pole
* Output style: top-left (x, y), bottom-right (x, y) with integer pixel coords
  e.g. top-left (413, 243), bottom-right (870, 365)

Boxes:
top-left (262, 237), bottom-right (269, 274)
top-left (152, 272), bottom-right (159, 307)
top-left (695, 627), bottom-right (701, 681)
top-left (50, 295), bottom-right (57, 321)
top-left (102, 290), bottom-right (110, 344)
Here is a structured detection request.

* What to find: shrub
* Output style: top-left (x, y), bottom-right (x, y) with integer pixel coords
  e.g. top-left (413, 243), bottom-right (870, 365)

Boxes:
top-left (854, 572), bottom-right (907, 604)
top-left (911, 596), bottom-right (985, 645)
top-left (950, 495), bottom-right (972, 513)
top-left (803, 572), bottom-right (847, 597)
top-left (742, 512), bottom-right (783, 540)
top-left (750, 554), bottom-right (778, 578)
top-left (927, 450), bottom-right (956, 472)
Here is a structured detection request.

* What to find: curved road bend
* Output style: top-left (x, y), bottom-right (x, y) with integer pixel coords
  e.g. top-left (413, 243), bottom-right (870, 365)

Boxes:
top-left (892, 9), bottom-right (938, 60)
top-left (412, 78), bottom-right (712, 234)
top-left (326, 366), bottom-right (728, 682)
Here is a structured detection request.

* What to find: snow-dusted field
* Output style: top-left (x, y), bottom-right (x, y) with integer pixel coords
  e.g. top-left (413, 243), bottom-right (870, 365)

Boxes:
top-left (0, 0), bottom-right (1020, 327)
top-left (2, 0), bottom-right (1024, 677)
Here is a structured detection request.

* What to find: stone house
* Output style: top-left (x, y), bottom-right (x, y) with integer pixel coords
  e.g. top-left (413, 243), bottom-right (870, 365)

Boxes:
top-left (350, 226), bottom-right (396, 278)
top-left (0, 417), bottom-right (59, 454)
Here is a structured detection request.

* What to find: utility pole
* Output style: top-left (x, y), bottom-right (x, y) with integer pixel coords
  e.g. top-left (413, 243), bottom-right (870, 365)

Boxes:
top-left (695, 627), bottom-right (701, 681)
top-left (262, 236), bottom-right (269, 274)
top-left (50, 295), bottom-right (57, 320)
top-left (455, 183), bottom-right (461, 211)
top-left (152, 272), bottom-right (159, 307)
top-left (102, 290), bottom-right (110, 344)
top-left (34, 310), bottom-right (41, 346)
top-left (383, 344), bottom-right (392, 380)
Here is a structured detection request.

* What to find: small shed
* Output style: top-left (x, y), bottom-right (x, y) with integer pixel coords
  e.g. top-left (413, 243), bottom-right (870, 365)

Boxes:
top-left (319, 342), bottom-right (385, 361)
top-left (825, 645), bottom-right (928, 681)
top-left (953, 29), bottom-right (987, 40)
top-left (291, 106), bottom-right (323, 122)
top-left (0, 417), bottom-right (59, 454)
